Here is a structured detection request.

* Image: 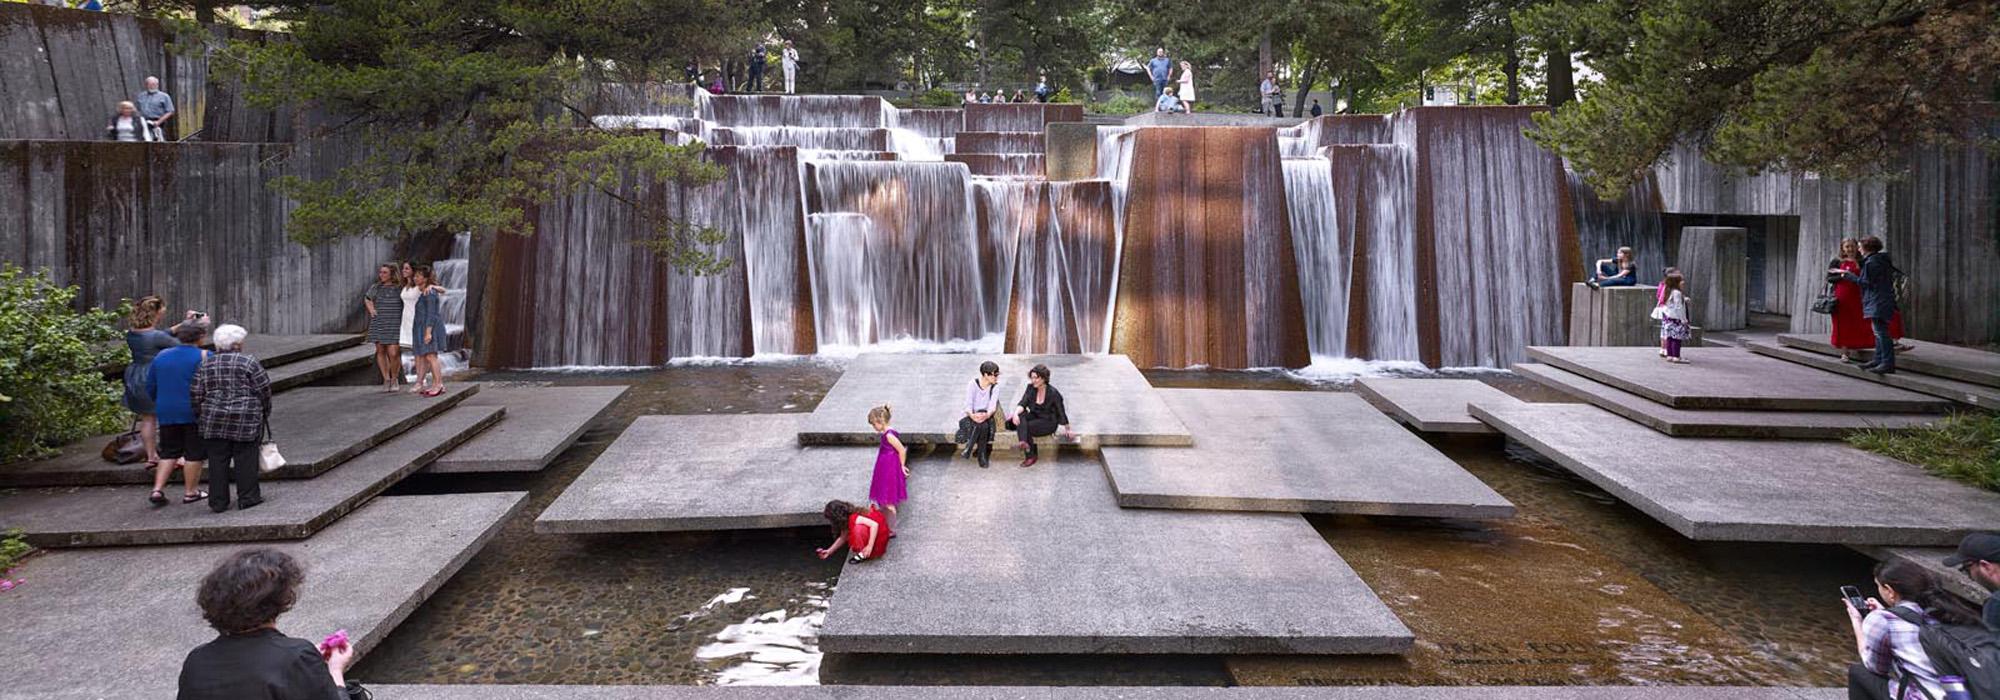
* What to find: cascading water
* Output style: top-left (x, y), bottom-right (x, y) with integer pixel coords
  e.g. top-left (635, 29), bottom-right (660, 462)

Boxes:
top-left (971, 178), bottom-right (1035, 333)
top-left (808, 161), bottom-right (989, 348)
top-left (1283, 156), bottom-right (1352, 357)
top-left (414, 232), bottom-right (473, 374)
top-left (805, 213), bottom-right (881, 348)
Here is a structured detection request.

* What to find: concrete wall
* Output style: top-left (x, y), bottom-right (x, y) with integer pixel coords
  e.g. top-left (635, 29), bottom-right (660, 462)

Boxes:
top-left (0, 4), bottom-right (292, 143)
top-left (0, 140), bottom-right (391, 334)
top-left (1676, 226), bottom-right (1748, 331)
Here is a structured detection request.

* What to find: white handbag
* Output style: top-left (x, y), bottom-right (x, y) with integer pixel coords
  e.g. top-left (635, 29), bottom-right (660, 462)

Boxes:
top-left (258, 424), bottom-right (286, 473)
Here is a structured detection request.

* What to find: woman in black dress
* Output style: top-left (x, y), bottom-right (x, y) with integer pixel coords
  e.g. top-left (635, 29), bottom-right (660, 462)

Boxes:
top-left (1004, 364), bottom-right (1074, 468)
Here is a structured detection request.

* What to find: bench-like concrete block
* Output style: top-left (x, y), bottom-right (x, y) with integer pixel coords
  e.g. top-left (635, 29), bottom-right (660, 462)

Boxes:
top-left (1677, 226), bottom-right (1748, 331)
top-left (1567, 283), bottom-right (1661, 347)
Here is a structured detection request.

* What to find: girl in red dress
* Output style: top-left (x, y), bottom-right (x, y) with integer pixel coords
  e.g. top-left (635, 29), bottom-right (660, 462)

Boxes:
top-left (817, 500), bottom-right (889, 563)
top-left (1828, 238), bottom-right (1905, 362)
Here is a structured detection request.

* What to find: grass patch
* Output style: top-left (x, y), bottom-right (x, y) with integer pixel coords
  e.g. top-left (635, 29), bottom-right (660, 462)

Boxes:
top-left (1849, 412), bottom-right (2000, 492)
top-left (0, 529), bottom-right (31, 579)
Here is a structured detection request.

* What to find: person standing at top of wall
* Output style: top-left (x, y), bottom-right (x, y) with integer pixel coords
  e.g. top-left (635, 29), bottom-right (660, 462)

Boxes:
top-left (135, 76), bottom-right (175, 142)
top-left (1310, 99), bottom-right (1324, 117)
top-left (747, 42), bottom-right (767, 93)
top-left (1148, 48), bottom-right (1173, 100)
top-left (1176, 61), bottom-right (1197, 112)
top-left (1034, 75), bottom-right (1053, 103)
top-left (781, 40), bottom-right (800, 94)
top-left (1261, 72), bottom-right (1283, 117)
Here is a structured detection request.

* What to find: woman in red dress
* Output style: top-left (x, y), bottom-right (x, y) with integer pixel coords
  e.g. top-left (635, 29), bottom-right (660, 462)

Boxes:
top-left (1828, 238), bottom-right (1905, 362)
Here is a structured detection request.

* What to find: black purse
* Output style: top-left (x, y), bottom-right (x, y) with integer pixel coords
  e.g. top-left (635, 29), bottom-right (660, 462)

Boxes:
top-left (1810, 283), bottom-right (1838, 315)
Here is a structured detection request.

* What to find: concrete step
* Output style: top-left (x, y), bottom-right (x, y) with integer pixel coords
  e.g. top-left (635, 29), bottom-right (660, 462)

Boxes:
top-left (270, 343), bottom-right (376, 391)
top-left (1512, 362), bottom-right (1941, 439)
top-left (1745, 341), bottom-right (2000, 410)
top-left (0, 492), bottom-right (525, 699)
top-left (425, 385), bottom-right (629, 474)
top-left (1776, 333), bottom-right (2000, 388)
top-left (1525, 345), bottom-right (1951, 413)
top-left (0, 404), bottom-right (503, 548)
top-left (0, 384), bottom-right (481, 487)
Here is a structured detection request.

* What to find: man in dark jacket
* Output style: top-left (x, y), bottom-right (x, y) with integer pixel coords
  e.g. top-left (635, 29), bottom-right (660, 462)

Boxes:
top-left (1832, 236), bottom-right (1899, 374)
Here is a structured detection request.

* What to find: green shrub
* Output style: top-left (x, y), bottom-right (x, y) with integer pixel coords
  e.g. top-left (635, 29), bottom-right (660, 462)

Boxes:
top-left (0, 265), bottom-right (128, 463)
top-left (916, 88), bottom-right (961, 108)
top-left (1849, 412), bottom-right (2000, 492)
top-left (1051, 86), bottom-right (1076, 104)
top-left (0, 529), bottom-right (30, 578)
top-left (1089, 91), bottom-right (1152, 116)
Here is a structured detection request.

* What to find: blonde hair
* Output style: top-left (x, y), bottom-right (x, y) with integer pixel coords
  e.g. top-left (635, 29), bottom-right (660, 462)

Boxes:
top-left (116, 100), bottom-right (136, 114)
top-left (129, 295), bottom-right (165, 329)
top-left (867, 404), bottom-right (892, 425)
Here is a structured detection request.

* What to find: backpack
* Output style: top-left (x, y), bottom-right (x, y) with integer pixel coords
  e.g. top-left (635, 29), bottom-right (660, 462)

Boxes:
top-left (1888, 607), bottom-right (2000, 699)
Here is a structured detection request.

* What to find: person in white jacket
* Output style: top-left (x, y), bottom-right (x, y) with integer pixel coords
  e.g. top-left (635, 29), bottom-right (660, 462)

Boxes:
top-left (781, 41), bottom-right (800, 94)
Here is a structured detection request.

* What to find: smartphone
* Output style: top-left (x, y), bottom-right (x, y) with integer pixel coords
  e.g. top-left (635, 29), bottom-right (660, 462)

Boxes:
top-left (1841, 585), bottom-right (1871, 612)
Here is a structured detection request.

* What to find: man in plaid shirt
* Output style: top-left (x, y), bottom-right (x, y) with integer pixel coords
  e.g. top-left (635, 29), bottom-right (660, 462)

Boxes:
top-left (190, 324), bottom-right (272, 512)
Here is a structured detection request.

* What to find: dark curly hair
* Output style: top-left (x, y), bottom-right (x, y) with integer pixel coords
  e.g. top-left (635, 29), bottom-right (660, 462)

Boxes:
top-left (197, 548), bottom-right (304, 634)
top-left (823, 500), bottom-right (858, 537)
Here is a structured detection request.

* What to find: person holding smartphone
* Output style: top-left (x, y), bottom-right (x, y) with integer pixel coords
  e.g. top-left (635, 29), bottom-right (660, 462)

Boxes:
top-left (1844, 560), bottom-right (1982, 700)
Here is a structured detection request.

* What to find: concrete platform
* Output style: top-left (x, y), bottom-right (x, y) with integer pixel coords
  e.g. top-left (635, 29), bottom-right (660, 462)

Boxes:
top-left (1513, 363), bottom-right (1942, 439)
top-left (1778, 333), bottom-right (2000, 388)
top-left (1747, 341), bottom-right (2000, 410)
top-left (252, 333), bottom-right (368, 367)
top-left (1857, 546), bottom-right (1993, 604)
top-left (0, 492), bottom-right (525, 700)
top-left (0, 405), bottom-right (503, 547)
top-left (1468, 401), bottom-right (2000, 546)
top-left (1526, 346), bottom-right (1950, 412)
top-left (368, 686), bottom-right (1845, 700)
top-left (1100, 390), bottom-right (1513, 518)
top-left (0, 384), bottom-right (480, 487)
top-left (799, 354), bottom-right (1192, 447)
top-left (269, 344), bottom-right (377, 392)
top-left (425, 385), bottom-right (629, 473)
top-left (1352, 378), bottom-right (1515, 434)
top-left (536, 414), bottom-right (872, 533)
top-left (818, 455), bottom-right (1413, 654)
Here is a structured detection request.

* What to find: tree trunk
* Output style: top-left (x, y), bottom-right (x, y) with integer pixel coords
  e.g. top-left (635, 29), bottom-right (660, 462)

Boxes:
top-left (1546, 41), bottom-right (1575, 107)
top-left (1258, 30), bottom-right (1273, 81)
top-left (1293, 59), bottom-right (1319, 117)
top-left (1503, 43), bottom-right (1521, 105)
top-left (194, 1), bottom-right (216, 24)
top-left (977, 30), bottom-right (990, 87)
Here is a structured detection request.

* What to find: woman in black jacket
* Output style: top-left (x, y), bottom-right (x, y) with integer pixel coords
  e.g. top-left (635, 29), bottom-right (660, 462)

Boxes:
top-left (178, 548), bottom-right (359, 700)
top-left (1004, 364), bottom-right (1074, 468)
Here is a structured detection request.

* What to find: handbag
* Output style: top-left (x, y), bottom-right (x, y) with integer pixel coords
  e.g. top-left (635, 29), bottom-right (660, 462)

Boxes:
top-left (1810, 284), bottom-right (1838, 315)
top-left (102, 421), bottom-right (147, 465)
top-left (258, 423), bottom-right (286, 473)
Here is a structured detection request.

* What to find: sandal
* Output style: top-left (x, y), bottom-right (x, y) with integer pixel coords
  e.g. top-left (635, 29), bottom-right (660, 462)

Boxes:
top-left (149, 490), bottom-right (168, 506)
top-left (182, 491), bottom-right (209, 504)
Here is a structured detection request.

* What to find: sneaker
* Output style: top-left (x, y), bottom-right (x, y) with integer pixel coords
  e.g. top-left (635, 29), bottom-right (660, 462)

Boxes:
top-left (1867, 365), bottom-right (1895, 375)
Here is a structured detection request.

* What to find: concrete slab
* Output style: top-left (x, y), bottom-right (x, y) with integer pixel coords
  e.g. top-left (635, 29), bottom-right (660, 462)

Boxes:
top-left (818, 454), bottom-right (1413, 654)
top-left (367, 686), bottom-right (1845, 700)
top-left (0, 492), bottom-right (525, 700)
top-left (1858, 546), bottom-right (1993, 604)
top-left (1100, 390), bottom-right (1513, 518)
top-left (426, 385), bottom-right (628, 473)
top-left (1352, 378), bottom-right (1514, 434)
top-left (0, 405), bottom-right (503, 547)
top-left (0, 384), bottom-right (479, 487)
top-left (1747, 341), bottom-right (2000, 410)
top-left (1567, 283), bottom-right (1662, 347)
top-left (269, 344), bottom-right (377, 392)
top-left (799, 354), bottom-right (1192, 447)
top-left (1778, 333), bottom-right (2000, 388)
top-left (1526, 346), bottom-right (1950, 412)
top-left (536, 414), bottom-right (872, 533)
top-left (1512, 363), bottom-right (1942, 439)
top-left (252, 333), bottom-right (368, 368)
top-left (1468, 401), bottom-right (2000, 546)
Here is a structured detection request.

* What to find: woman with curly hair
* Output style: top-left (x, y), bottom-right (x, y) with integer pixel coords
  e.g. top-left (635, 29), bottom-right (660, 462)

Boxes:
top-left (177, 548), bottom-right (361, 699)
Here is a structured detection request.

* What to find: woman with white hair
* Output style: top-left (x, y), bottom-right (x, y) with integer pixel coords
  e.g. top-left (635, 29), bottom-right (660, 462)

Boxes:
top-left (106, 101), bottom-right (156, 142)
top-left (191, 324), bottom-right (272, 513)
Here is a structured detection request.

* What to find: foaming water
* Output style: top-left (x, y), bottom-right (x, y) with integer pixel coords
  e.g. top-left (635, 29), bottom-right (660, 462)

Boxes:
top-left (814, 332), bottom-right (1006, 359)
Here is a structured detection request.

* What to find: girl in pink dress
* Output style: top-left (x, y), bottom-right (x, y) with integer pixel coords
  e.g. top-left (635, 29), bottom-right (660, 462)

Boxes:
top-left (866, 404), bottom-right (908, 531)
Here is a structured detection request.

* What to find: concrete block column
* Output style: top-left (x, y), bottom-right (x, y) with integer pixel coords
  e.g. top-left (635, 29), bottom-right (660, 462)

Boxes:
top-left (1676, 226), bottom-right (1749, 331)
top-left (1568, 283), bottom-right (1661, 346)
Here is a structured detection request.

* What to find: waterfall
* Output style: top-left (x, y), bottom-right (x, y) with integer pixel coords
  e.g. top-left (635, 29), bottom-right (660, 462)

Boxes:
top-left (971, 178), bottom-right (1035, 334)
top-left (735, 147), bottom-right (811, 355)
top-left (416, 232), bottom-right (473, 374)
top-left (1283, 157), bottom-right (1351, 356)
top-left (808, 161), bottom-right (988, 346)
top-left (805, 213), bottom-right (880, 348)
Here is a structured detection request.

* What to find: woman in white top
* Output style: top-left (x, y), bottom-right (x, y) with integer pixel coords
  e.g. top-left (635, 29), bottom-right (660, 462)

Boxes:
top-left (1176, 61), bottom-right (1196, 112)
top-left (781, 41), bottom-right (800, 94)
top-left (106, 101), bottom-right (156, 143)
top-left (956, 361), bottom-right (1002, 468)
top-left (397, 261), bottom-right (421, 352)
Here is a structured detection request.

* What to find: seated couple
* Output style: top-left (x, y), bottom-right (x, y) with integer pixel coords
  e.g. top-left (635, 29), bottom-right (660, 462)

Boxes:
top-left (956, 361), bottom-right (1075, 469)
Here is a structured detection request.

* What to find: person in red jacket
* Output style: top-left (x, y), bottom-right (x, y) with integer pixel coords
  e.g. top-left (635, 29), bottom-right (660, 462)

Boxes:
top-left (817, 500), bottom-right (889, 563)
